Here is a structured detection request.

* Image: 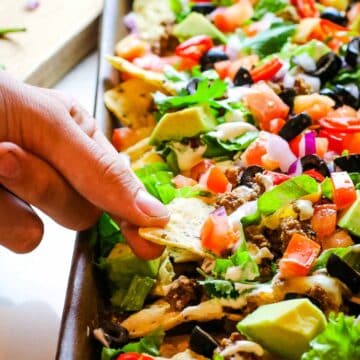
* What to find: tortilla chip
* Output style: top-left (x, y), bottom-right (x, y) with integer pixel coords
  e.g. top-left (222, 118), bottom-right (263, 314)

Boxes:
top-left (106, 55), bottom-right (176, 95)
top-left (168, 247), bottom-right (203, 263)
top-left (139, 198), bottom-right (215, 257)
top-left (121, 299), bottom-right (224, 338)
top-left (104, 79), bottom-right (158, 129)
top-left (131, 149), bottom-right (164, 171)
top-left (124, 137), bottom-right (153, 162)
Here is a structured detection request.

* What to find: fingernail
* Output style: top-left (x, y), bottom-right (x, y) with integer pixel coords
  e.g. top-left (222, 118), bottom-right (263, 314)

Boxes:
top-left (135, 190), bottom-right (169, 218)
top-left (0, 152), bottom-right (19, 178)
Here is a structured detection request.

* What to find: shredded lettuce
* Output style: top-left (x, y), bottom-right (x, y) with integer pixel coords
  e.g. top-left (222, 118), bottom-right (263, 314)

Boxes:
top-left (258, 175), bottom-right (319, 216)
top-left (213, 243), bottom-right (260, 282)
top-left (101, 329), bottom-right (165, 360)
top-left (350, 172), bottom-right (360, 190)
top-left (333, 65), bottom-right (360, 84)
top-left (95, 213), bottom-right (125, 258)
top-left (202, 131), bottom-right (258, 158)
top-left (240, 23), bottom-right (296, 58)
top-left (321, 177), bottom-right (334, 200)
top-left (301, 313), bottom-right (360, 360)
top-left (135, 162), bottom-right (209, 204)
top-left (252, 0), bottom-right (287, 21)
top-left (110, 275), bottom-right (155, 311)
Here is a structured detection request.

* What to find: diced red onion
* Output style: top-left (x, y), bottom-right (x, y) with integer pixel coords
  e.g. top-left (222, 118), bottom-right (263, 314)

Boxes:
top-left (292, 54), bottom-right (316, 72)
top-left (25, 0), bottom-right (39, 10)
top-left (211, 206), bottom-right (227, 217)
top-left (304, 130), bottom-right (316, 155)
top-left (283, 73), bottom-right (296, 89)
top-left (123, 12), bottom-right (138, 33)
top-left (267, 134), bottom-right (297, 172)
top-left (288, 159), bottom-right (303, 176)
top-left (226, 35), bottom-right (243, 61)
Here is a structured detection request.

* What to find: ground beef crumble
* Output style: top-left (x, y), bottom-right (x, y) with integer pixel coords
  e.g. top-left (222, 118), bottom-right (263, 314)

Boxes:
top-left (225, 166), bottom-right (242, 189)
top-left (165, 276), bottom-right (201, 311)
top-left (151, 22), bottom-right (179, 56)
top-left (216, 186), bottom-right (259, 215)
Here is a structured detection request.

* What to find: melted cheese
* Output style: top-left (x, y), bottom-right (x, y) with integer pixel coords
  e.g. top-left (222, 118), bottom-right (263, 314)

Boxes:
top-left (171, 143), bottom-right (206, 172)
top-left (208, 122), bottom-right (258, 141)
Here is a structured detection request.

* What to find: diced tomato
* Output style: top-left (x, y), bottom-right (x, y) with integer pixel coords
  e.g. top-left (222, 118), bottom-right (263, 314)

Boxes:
top-left (319, 116), bottom-right (360, 133)
top-left (200, 208), bottom-right (238, 256)
top-left (116, 353), bottom-right (153, 360)
top-left (175, 35), bottom-right (213, 61)
top-left (289, 134), bottom-right (302, 157)
top-left (291, 0), bottom-right (319, 18)
top-left (228, 55), bottom-right (259, 80)
top-left (200, 166), bottom-right (231, 193)
top-left (311, 204), bottom-right (337, 238)
top-left (263, 171), bottom-right (290, 185)
top-left (318, 129), bottom-right (345, 154)
top-left (269, 118), bottom-right (286, 134)
top-left (303, 169), bottom-right (325, 182)
top-left (331, 172), bottom-right (357, 210)
top-left (213, 0), bottom-right (253, 33)
top-left (190, 159), bottom-right (214, 181)
top-left (322, 229), bottom-right (354, 250)
top-left (315, 137), bottom-right (328, 158)
top-left (343, 132), bottom-right (360, 154)
top-left (250, 57), bottom-right (283, 83)
top-left (241, 138), bottom-right (268, 167)
top-left (279, 233), bottom-right (321, 278)
top-left (214, 60), bottom-right (232, 79)
top-left (115, 35), bottom-right (150, 61)
top-left (293, 94), bottom-right (335, 122)
top-left (245, 83), bottom-right (289, 128)
top-left (172, 175), bottom-right (197, 188)
top-left (112, 128), bottom-right (137, 151)
top-left (177, 57), bottom-right (199, 71)
top-left (133, 54), bottom-right (165, 72)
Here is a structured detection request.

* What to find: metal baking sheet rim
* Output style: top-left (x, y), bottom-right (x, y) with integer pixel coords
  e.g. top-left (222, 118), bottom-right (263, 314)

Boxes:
top-left (56, 1), bottom-right (132, 359)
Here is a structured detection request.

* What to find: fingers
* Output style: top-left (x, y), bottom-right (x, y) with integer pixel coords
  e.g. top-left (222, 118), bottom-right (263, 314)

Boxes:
top-left (0, 142), bottom-right (100, 230)
top-left (0, 187), bottom-right (43, 253)
top-left (120, 221), bottom-right (165, 260)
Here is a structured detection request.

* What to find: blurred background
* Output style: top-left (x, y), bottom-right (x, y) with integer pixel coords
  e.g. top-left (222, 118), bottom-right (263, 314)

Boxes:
top-left (0, 1), bottom-right (103, 359)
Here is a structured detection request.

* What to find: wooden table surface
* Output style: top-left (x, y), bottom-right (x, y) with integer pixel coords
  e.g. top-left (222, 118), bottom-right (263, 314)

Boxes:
top-left (0, 0), bottom-right (103, 87)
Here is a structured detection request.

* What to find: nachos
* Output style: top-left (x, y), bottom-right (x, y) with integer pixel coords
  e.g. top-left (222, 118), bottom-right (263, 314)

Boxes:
top-left (93, 1), bottom-right (360, 359)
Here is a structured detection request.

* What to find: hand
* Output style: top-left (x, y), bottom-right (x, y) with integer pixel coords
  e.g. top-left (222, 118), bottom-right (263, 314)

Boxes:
top-left (0, 72), bottom-right (169, 259)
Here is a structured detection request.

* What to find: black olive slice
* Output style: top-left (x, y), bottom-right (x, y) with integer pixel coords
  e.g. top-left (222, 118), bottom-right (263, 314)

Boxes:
top-left (186, 77), bottom-right (201, 94)
top-left (191, 3), bottom-right (217, 15)
top-left (345, 37), bottom-right (360, 68)
top-left (233, 67), bottom-right (253, 86)
top-left (189, 326), bottom-right (218, 358)
top-left (278, 88), bottom-right (297, 110)
top-left (300, 154), bottom-right (330, 177)
top-left (100, 321), bottom-right (129, 347)
top-left (240, 165), bottom-right (264, 187)
top-left (310, 52), bottom-right (342, 83)
top-left (320, 85), bottom-right (359, 109)
top-left (326, 253), bottom-right (360, 294)
top-left (278, 113), bottom-right (312, 141)
top-left (200, 48), bottom-right (229, 71)
top-left (320, 7), bottom-right (347, 26)
top-left (334, 154), bottom-right (360, 172)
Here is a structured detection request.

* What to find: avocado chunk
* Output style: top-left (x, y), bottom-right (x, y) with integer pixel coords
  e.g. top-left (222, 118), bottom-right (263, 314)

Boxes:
top-left (338, 191), bottom-right (360, 236)
top-left (105, 243), bottom-right (160, 289)
top-left (237, 299), bottom-right (327, 360)
top-left (149, 104), bottom-right (217, 145)
top-left (173, 13), bottom-right (227, 43)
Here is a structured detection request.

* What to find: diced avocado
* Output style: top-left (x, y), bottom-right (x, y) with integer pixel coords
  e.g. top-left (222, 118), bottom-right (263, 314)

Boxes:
top-left (237, 299), bottom-right (327, 360)
top-left (338, 191), bottom-right (360, 236)
top-left (173, 13), bottom-right (227, 43)
top-left (149, 105), bottom-right (217, 145)
top-left (105, 243), bottom-right (160, 289)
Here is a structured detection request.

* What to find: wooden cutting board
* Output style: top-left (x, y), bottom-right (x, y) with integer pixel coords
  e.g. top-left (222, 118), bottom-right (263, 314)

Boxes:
top-left (0, 0), bottom-right (104, 87)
